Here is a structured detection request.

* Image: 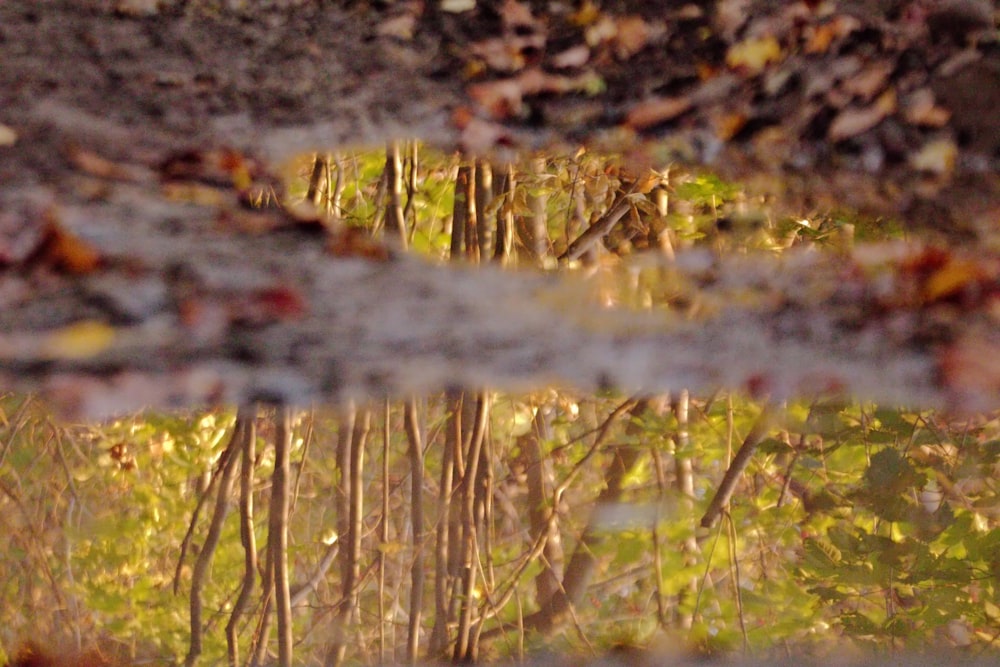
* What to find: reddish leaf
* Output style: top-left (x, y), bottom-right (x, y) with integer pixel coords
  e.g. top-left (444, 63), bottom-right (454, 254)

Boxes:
top-left (38, 215), bottom-right (103, 274)
top-left (253, 286), bottom-right (308, 320)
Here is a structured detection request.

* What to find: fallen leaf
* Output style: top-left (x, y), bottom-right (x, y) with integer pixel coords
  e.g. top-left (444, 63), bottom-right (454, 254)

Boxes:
top-left (569, 1), bottom-right (601, 27)
top-left (162, 182), bottom-right (232, 207)
top-left (0, 124), bottom-right (17, 146)
top-left (841, 62), bottom-right (892, 102)
top-left (41, 216), bottom-right (103, 274)
top-left (441, 0), bottom-right (475, 12)
top-left (67, 145), bottom-right (143, 181)
top-left (42, 320), bottom-right (116, 360)
top-left (726, 36), bottom-right (782, 75)
top-left (160, 148), bottom-right (261, 191)
top-left (377, 13), bottom-right (417, 40)
top-left (470, 35), bottom-right (544, 72)
top-left (910, 138), bottom-right (957, 175)
top-left (468, 69), bottom-right (600, 119)
top-left (551, 44), bottom-right (591, 69)
top-left (713, 111), bottom-right (748, 141)
top-left (613, 16), bottom-right (650, 60)
top-left (249, 286), bottom-right (309, 321)
top-left (714, 0), bottom-right (750, 41)
top-left (803, 14), bottom-right (860, 54)
top-left (827, 90), bottom-right (896, 141)
top-left (924, 257), bottom-right (985, 302)
top-left (499, 0), bottom-right (537, 31)
top-left (585, 15), bottom-right (619, 47)
top-left (903, 88), bottom-right (951, 127)
top-left (625, 96), bottom-right (692, 130)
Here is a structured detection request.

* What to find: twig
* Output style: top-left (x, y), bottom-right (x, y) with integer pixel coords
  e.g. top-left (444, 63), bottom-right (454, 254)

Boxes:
top-left (700, 405), bottom-right (773, 529)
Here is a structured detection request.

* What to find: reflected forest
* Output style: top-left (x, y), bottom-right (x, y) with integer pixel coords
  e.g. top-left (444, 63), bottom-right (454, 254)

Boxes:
top-left (3, 145), bottom-right (1000, 667)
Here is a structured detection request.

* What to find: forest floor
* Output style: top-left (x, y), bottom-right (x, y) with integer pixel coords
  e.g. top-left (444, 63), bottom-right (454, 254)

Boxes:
top-left (2, 0), bottom-right (998, 232)
top-left (0, 0), bottom-right (999, 416)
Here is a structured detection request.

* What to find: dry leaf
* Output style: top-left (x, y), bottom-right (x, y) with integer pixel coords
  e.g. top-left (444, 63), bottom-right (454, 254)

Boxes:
top-left (441, 0), bottom-right (475, 12)
top-left (726, 36), bottom-right (782, 75)
top-left (162, 182), bottom-right (232, 207)
top-left (714, 111), bottom-right (748, 140)
top-left (585, 15), bottom-right (619, 47)
top-left (67, 145), bottom-right (142, 181)
top-left (569, 1), bottom-right (601, 27)
top-left (470, 35), bottom-right (544, 72)
top-left (551, 44), bottom-right (591, 69)
top-left (903, 88), bottom-right (951, 127)
top-left (924, 257), bottom-right (985, 302)
top-left (803, 14), bottom-right (860, 54)
top-left (42, 321), bottom-right (116, 360)
top-left (499, 0), bottom-right (537, 31)
top-left (377, 14), bottom-right (417, 40)
top-left (160, 148), bottom-right (260, 191)
top-left (0, 124), bottom-right (17, 146)
top-left (910, 138), bottom-right (958, 175)
top-left (625, 96), bottom-right (692, 130)
top-left (41, 217), bottom-right (103, 274)
top-left (613, 16), bottom-right (650, 60)
top-left (841, 62), bottom-right (892, 101)
top-left (828, 90), bottom-right (896, 141)
top-left (238, 286), bottom-right (309, 324)
top-left (468, 69), bottom-right (599, 119)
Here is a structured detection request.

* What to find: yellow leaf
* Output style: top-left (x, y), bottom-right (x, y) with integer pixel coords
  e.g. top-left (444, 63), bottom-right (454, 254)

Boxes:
top-left (43, 321), bottom-right (116, 359)
top-left (924, 259), bottom-right (981, 302)
top-left (910, 139), bottom-right (957, 175)
top-left (726, 36), bottom-right (782, 75)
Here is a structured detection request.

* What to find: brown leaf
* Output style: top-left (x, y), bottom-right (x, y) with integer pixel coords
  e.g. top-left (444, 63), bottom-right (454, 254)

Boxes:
top-left (903, 88), bottom-right (951, 127)
top-left (469, 35), bottom-right (544, 72)
top-left (625, 96), bottom-right (692, 131)
top-left (468, 68), bottom-right (599, 119)
top-left (803, 14), bottom-right (860, 54)
top-left (841, 62), bottom-right (892, 102)
top-left (499, 0), bottom-right (538, 32)
top-left (827, 90), bottom-right (896, 141)
top-left (160, 148), bottom-right (261, 191)
top-left (67, 145), bottom-right (144, 181)
top-left (713, 111), bottom-right (748, 141)
top-left (377, 13), bottom-right (417, 40)
top-left (613, 16), bottom-right (650, 60)
top-left (38, 214), bottom-right (103, 274)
